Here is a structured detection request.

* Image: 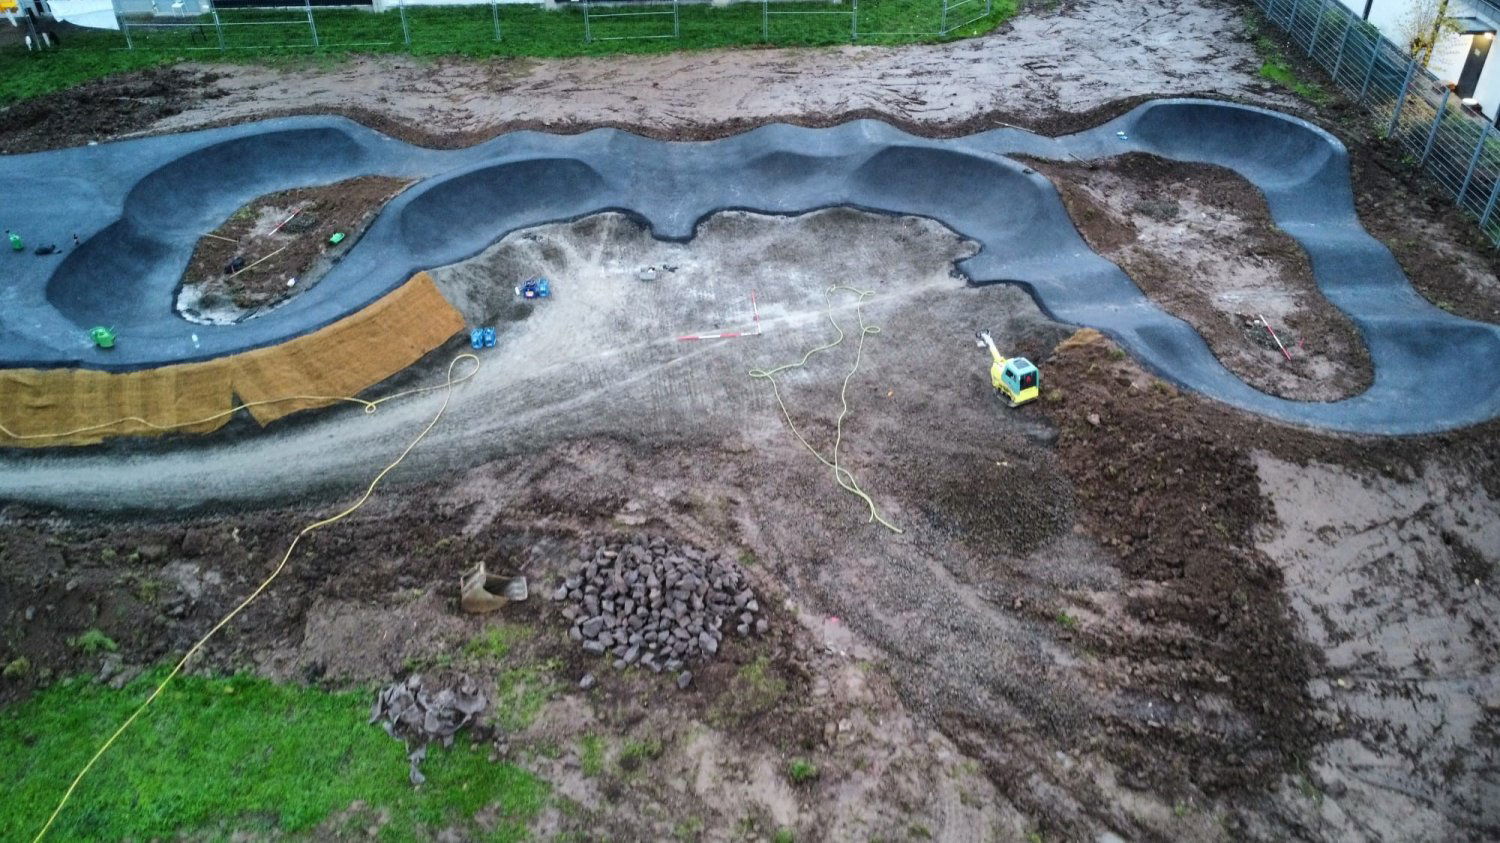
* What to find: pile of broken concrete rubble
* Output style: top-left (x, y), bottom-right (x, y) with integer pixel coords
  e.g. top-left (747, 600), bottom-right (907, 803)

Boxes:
top-left (370, 673), bottom-right (488, 784)
top-left (553, 535), bottom-right (764, 689)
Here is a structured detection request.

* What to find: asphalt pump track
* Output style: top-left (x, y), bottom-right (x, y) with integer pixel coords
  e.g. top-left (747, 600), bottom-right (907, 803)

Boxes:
top-left (2, 98), bottom-right (1495, 436)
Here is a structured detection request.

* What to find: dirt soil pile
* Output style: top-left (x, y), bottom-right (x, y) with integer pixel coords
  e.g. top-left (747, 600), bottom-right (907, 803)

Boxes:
top-left (0, 67), bottom-right (226, 155)
top-left (1036, 328), bottom-right (1323, 795)
top-left (1030, 153), bottom-right (1373, 401)
top-left (178, 176), bottom-right (411, 323)
top-left (556, 535), bottom-right (763, 686)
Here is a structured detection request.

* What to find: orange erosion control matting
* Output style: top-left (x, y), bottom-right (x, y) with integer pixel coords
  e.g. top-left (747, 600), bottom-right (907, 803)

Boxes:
top-left (0, 273), bottom-right (466, 447)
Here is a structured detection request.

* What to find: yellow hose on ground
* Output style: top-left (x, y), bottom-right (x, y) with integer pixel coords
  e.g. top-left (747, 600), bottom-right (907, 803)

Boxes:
top-left (29, 353), bottom-right (479, 843)
top-left (749, 286), bottom-right (902, 534)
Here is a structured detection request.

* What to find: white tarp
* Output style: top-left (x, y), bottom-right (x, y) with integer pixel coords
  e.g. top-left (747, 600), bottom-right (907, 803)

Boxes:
top-left (46, 0), bottom-right (119, 29)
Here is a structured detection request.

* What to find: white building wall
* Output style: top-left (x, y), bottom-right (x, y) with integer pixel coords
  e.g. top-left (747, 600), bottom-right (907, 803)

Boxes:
top-left (1320, 1), bottom-right (1500, 121)
top-left (1430, 29), bottom-right (1474, 81)
top-left (1365, 0), bottom-right (1412, 38)
top-left (1470, 38), bottom-right (1500, 114)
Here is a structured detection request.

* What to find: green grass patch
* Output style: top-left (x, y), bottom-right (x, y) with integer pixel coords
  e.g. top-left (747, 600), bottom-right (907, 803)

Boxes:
top-left (617, 737), bottom-right (664, 772)
top-left (490, 658), bottom-right (559, 732)
top-left (578, 733), bottom-right (605, 778)
top-left (786, 757), bottom-right (819, 784)
top-left (462, 622), bottom-right (530, 662)
top-left (0, 0), bottom-right (1017, 106)
top-left (0, 669), bottom-right (548, 841)
top-left (68, 629), bottom-right (118, 655)
top-left (737, 656), bottom-right (786, 708)
top-left (1253, 33), bottom-right (1329, 104)
top-left (708, 654), bottom-right (788, 726)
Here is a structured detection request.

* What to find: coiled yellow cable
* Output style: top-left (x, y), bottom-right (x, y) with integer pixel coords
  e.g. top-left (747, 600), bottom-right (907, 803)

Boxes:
top-left (749, 286), bottom-right (902, 534)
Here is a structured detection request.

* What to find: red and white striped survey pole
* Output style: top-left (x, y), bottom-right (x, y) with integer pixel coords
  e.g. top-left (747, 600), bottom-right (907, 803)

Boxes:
top-left (677, 291), bottom-right (762, 341)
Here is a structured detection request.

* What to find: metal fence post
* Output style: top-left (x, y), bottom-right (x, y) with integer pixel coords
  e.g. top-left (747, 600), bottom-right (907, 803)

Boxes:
top-left (1419, 88), bottom-right (1451, 165)
top-left (850, 0), bottom-right (857, 42)
top-left (940, 0), bottom-right (948, 36)
top-left (1287, 0), bottom-right (1302, 30)
top-left (111, 0), bottom-right (133, 49)
top-left (305, 0), bottom-right (318, 48)
top-left (761, 0), bottom-right (767, 42)
top-left (1457, 122), bottom-right (1492, 206)
top-left (1330, 8), bottom-right (1354, 82)
top-left (209, 0), bottom-right (225, 51)
top-left (1307, 0), bottom-right (1325, 57)
top-left (673, 0), bottom-right (679, 38)
top-left (492, 0), bottom-right (501, 41)
top-left (1481, 172), bottom-right (1500, 229)
top-left (1386, 57), bottom-right (1418, 138)
top-left (1358, 34), bottom-right (1380, 102)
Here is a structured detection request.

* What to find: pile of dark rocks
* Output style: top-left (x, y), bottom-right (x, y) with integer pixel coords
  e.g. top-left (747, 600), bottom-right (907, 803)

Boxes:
top-left (553, 535), bottom-right (765, 689)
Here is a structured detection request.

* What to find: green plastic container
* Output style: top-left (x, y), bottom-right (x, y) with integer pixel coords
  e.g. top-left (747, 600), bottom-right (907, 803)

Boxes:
top-left (89, 326), bottom-right (116, 349)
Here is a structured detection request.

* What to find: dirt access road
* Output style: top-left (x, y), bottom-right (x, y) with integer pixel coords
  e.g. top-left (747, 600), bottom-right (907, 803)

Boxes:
top-left (2, 0), bottom-right (1293, 153)
top-left (159, 0), bottom-right (1285, 137)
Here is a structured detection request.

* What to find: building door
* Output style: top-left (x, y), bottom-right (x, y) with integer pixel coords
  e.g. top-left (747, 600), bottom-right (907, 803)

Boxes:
top-left (1457, 32), bottom-right (1493, 98)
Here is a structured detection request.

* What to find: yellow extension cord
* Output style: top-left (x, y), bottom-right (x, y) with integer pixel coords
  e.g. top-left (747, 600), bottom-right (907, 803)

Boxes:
top-left (28, 353), bottom-right (480, 843)
top-left (749, 286), bottom-right (902, 534)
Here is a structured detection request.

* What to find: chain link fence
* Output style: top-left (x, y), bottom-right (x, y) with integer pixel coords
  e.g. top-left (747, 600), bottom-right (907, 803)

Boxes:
top-left (1253, 0), bottom-right (1500, 245)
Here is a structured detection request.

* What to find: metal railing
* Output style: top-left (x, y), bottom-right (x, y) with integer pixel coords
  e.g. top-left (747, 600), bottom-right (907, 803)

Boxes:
top-left (585, 0), bottom-right (678, 42)
top-left (1252, 0), bottom-right (1500, 245)
top-left (71, 0), bottom-right (1007, 55)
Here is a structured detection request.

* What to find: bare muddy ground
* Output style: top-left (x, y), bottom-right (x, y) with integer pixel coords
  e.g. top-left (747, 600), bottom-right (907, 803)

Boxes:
top-left (3, 210), bottom-right (1495, 841)
top-left (146, 0), bottom-right (1286, 142)
top-left (1030, 153), bottom-right (1374, 402)
top-left (1254, 453), bottom-right (1500, 839)
top-left (1, 0), bottom-right (1498, 838)
top-left (0, 0), bottom-right (1288, 155)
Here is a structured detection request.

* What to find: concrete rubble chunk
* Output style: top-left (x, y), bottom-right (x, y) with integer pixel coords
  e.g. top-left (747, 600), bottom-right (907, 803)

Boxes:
top-left (371, 674), bottom-right (487, 784)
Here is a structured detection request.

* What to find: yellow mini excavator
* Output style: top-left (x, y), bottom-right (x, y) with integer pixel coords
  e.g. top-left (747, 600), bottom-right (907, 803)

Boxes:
top-left (976, 331), bottom-right (1040, 407)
